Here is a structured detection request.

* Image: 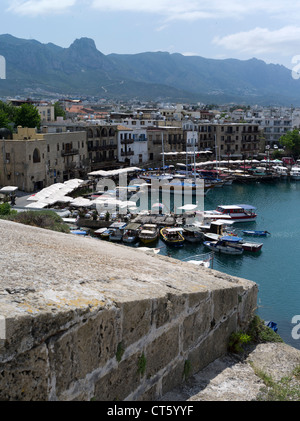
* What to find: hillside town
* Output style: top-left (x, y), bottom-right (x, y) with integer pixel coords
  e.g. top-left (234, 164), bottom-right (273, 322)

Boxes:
top-left (1, 98), bottom-right (300, 193)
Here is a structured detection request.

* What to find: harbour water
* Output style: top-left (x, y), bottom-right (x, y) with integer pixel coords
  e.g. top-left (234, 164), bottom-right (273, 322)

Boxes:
top-left (145, 180), bottom-right (300, 350)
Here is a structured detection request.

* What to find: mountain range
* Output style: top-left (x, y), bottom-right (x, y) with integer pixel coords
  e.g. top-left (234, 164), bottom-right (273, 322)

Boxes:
top-left (0, 34), bottom-right (300, 105)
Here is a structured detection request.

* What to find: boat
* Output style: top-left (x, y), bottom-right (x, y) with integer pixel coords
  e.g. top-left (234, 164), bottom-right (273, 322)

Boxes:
top-left (204, 236), bottom-right (244, 255)
top-left (242, 230), bottom-right (270, 237)
top-left (183, 252), bottom-right (214, 268)
top-left (204, 204), bottom-right (257, 223)
top-left (290, 166), bottom-right (300, 180)
top-left (107, 222), bottom-right (127, 242)
top-left (138, 224), bottom-right (159, 244)
top-left (99, 228), bottom-right (114, 240)
top-left (241, 241), bottom-right (263, 252)
top-left (136, 247), bottom-right (161, 254)
top-left (70, 229), bottom-right (87, 236)
top-left (273, 165), bottom-right (288, 178)
top-left (182, 226), bottom-right (204, 243)
top-left (122, 223), bottom-right (141, 243)
top-left (160, 227), bottom-right (185, 247)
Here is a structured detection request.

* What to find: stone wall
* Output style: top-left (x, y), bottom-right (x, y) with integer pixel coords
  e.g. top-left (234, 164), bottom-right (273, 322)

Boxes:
top-left (0, 219), bottom-right (258, 401)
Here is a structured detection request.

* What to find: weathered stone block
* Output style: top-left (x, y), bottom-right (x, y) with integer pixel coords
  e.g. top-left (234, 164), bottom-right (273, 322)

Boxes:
top-left (154, 293), bottom-right (187, 328)
top-left (188, 290), bottom-right (209, 309)
top-left (161, 359), bottom-right (186, 396)
top-left (93, 351), bottom-right (141, 401)
top-left (189, 313), bottom-right (237, 375)
top-left (212, 287), bottom-right (239, 322)
top-left (182, 300), bottom-right (211, 351)
top-left (49, 308), bottom-right (120, 396)
top-left (121, 300), bottom-right (152, 347)
top-left (145, 326), bottom-right (179, 378)
top-left (0, 344), bottom-right (49, 401)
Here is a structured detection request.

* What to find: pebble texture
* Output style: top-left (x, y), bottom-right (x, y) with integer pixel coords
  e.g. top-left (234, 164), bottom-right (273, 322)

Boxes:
top-left (0, 219), bottom-right (258, 401)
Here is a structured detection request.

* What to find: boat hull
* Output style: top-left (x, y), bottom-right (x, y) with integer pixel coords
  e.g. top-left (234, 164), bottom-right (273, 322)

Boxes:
top-left (204, 241), bottom-right (243, 255)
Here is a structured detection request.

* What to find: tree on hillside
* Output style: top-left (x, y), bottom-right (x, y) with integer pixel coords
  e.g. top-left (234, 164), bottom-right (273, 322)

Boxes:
top-left (279, 129), bottom-right (300, 157)
top-left (14, 103), bottom-right (41, 129)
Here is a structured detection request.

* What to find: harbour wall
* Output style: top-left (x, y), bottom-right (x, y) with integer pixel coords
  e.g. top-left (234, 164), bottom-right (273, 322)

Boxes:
top-left (0, 219), bottom-right (258, 401)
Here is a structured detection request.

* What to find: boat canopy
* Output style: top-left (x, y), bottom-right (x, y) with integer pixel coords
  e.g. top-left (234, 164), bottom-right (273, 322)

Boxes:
top-left (124, 223), bottom-right (141, 230)
top-left (234, 204), bottom-right (257, 210)
top-left (221, 236), bottom-right (243, 242)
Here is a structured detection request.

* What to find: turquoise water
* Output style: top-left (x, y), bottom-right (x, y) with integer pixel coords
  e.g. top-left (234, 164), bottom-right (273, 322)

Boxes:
top-left (150, 180), bottom-right (300, 349)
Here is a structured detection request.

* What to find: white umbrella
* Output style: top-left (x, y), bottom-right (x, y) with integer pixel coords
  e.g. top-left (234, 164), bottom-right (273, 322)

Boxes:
top-left (177, 204), bottom-right (198, 211)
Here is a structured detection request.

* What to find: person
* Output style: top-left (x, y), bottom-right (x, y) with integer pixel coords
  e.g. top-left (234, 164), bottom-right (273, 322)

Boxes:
top-left (10, 193), bottom-right (16, 206)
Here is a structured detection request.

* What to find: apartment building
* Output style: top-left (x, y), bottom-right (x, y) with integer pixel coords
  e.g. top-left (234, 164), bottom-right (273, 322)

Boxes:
top-left (183, 121), bottom-right (263, 159)
top-left (117, 126), bottom-right (148, 166)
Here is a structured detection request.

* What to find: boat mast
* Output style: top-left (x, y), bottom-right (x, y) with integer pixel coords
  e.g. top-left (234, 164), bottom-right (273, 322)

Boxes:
top-left (162, 131), bottom-right (165, 169)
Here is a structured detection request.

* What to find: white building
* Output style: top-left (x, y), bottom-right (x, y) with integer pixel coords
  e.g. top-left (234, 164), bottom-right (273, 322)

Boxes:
top-left (117, 126), bottom-right (148, 166)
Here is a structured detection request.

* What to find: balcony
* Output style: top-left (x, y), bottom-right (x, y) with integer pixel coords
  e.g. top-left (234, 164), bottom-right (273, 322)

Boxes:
top-left (61, 149), bottom-right (79, 157)
top-left (121, 139), bottom-right (134, 145)
top-left (121, 151), bottom-right (134, 157)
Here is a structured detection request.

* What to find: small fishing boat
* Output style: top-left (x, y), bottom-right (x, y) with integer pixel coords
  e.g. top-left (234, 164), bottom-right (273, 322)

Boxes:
top-left (204, 236), bottom-right (244, 255)
top-left (138, 224), bottom-right (159, 244)
top-left (182, 226), bottom-right (204, 243)
top-left (99, 228), bottom-right (114, 240)
top-left (242, 230), bottom-right (270, 237)
top-left (70, 229), bottom-right (87, 236)
top-left (122, 223), bottom-right (141, 243)
top-left (241, 241), bottom-right (263, 252)
top-left (160, 227), bottom-right (185, 247)
top-left (108, 222), bottom-right (127, 242)
top-left (183, 252), bottom-right (214, 268)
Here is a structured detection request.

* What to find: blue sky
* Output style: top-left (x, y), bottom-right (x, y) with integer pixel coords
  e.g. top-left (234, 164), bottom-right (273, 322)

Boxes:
top-left (2, 0), bottom-right (300, 69)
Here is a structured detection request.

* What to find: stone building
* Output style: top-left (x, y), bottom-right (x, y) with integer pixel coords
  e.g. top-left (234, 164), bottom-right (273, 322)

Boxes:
top-left (183, 121), bottom-right (263, 160)
top-left (0, 127), bottom-right (88, 192)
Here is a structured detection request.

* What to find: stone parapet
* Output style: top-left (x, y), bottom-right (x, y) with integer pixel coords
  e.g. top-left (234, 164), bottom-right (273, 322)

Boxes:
top-left (0, 219), bottom-right (258, 401)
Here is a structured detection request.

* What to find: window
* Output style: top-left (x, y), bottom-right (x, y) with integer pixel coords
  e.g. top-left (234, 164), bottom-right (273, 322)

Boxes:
top-left (33, 148), bottom-right (41, 163)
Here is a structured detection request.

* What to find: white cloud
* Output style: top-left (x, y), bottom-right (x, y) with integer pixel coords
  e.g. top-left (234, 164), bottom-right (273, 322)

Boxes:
top-left (90, 0), bottom-right (300, 22)
top-left (213, 26), bottom-right (300, 56)
top-left (7, 0), bottom-right (77, 16)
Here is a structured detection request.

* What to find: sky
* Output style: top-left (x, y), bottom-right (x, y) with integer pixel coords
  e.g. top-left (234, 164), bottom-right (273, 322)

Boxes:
top-left (1, 0), bottom-right (300, 69)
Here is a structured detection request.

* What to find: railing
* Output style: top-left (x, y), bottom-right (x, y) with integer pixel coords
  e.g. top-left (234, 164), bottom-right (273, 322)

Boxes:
top-left (61, 149), bottom-right (79, 157)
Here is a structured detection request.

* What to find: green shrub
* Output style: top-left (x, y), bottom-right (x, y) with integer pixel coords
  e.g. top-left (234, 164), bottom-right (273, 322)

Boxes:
top-left (0, 202), bottom-right (14, 215)
top-left (228, 331), bottom-right (252, 353)
top-left (2, 210), bottom-right (70, 233)
top-left (247, 315), bottom-right (284, 344)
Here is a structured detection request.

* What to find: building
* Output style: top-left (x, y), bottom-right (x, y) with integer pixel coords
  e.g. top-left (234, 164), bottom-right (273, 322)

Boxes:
top-left (0, 126), bottom-right (88, 192)
top-left (183, 121), bottom-right (263, 159)
top-left (117, 126), bottom-right (148, 166)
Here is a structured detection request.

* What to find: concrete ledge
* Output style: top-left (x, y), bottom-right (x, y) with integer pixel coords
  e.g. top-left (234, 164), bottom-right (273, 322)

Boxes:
top-left (0, 219), bottom-right (258, 401)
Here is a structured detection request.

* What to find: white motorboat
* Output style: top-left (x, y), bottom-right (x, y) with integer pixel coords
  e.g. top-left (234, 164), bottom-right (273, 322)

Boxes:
top-left (204, 204), bottom-right (257, 223)
top-left (204, 236), bottom-right (244, 255)
top-left (290, 166), bottom-right (300, 180)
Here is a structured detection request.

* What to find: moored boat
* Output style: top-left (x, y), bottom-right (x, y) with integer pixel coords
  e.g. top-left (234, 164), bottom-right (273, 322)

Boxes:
top-left (204, 204), bottom-right (257, 223)
top-left (242, 230), bottom-right (270, 237)
top-left (122, 223), bottom-right (141, 243)
top-left (160, 227), bottom-right (185, 247)
top-left (138, 224), bottom-right (159, 244)
top-left (241, 241), bottom-right (263, 252)
top-left (204, 236), bottom-right (244, 255)
top-left (182, 226), bottom-right (204, 243)
top-left (290, 166), bottom-right (300, 180)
